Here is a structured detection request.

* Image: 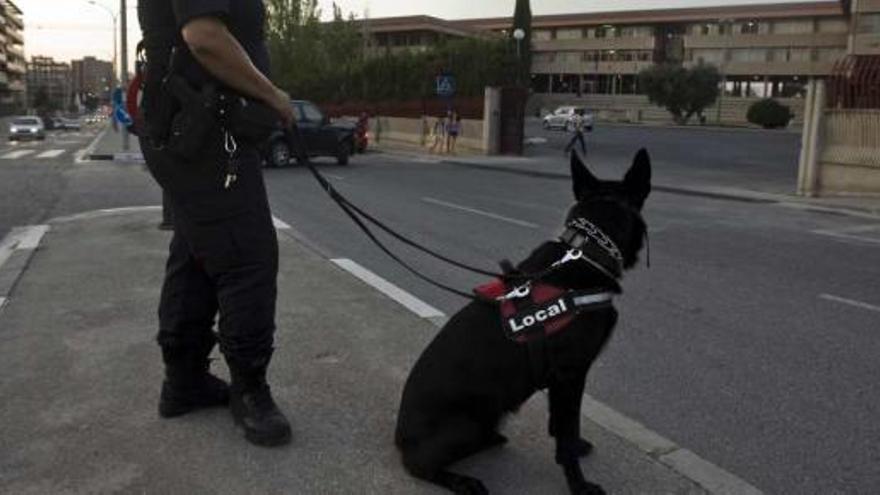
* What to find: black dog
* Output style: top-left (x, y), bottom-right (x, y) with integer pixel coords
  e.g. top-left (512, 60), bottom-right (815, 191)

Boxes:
top-left (395, 149), bottom-right (652, 494)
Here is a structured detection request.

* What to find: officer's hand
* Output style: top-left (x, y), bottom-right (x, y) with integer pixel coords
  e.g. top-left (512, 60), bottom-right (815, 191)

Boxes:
top-left (268, 87), bottom-right (295, 128)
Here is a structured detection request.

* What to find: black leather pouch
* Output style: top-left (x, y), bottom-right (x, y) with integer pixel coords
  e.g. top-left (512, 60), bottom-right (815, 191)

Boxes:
top-left (163, 75), bottom-right (221, 161)
top-left (222, 93), bottom-right (283, 144)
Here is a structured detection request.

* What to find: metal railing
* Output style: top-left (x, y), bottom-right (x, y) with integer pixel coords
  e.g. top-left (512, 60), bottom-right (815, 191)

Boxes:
top-left (827, 55), bottom-right (880, 109)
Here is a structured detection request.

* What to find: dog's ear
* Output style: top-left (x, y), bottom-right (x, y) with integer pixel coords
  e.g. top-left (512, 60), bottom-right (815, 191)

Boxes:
top-left (571, 151), bottom-right (601, 201)
top-left (623, 148), bottom-right (652, 208)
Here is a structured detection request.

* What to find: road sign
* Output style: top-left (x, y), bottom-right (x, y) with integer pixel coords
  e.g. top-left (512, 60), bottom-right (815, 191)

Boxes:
top-left (436, 74), bottom-right (456, 98)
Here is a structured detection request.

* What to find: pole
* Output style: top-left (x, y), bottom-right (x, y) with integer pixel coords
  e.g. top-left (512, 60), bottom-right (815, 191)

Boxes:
top-left (120, 0), bottom-right (130, 151)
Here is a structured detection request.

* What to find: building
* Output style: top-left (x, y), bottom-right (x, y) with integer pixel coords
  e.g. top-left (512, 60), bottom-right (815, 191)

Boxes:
top-left (850, 0), bottom-right (880, 55)
top-left (455, 2), bottom-right (850, 99)
top-left (26, 56), bottom-right (72, 112)
top-left (71, 56), bottom-right (114, 104)
top-left (0, 0), bottom-right (26, 114)
top-left (356, 15), bottom-right (490, 58)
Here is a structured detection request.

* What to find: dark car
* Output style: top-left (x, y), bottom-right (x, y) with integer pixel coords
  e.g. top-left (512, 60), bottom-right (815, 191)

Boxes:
top-left (264, 100), bottom-right (356, 168)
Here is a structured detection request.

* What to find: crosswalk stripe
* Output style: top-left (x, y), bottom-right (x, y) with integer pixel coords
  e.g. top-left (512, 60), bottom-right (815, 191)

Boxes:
top-left (36, 149), bottom-right (66, 159)
top-left (1, 150), bottom-right (35, 159)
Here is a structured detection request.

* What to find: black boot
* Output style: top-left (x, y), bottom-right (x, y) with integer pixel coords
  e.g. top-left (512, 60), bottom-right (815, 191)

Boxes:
top-left (159, 343), bottom-right (230, 419)
top-left (227, 353), bottom-right (292, 447)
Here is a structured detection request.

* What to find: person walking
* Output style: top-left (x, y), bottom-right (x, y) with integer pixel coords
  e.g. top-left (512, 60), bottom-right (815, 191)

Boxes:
top-left (137, 0), bottom-right (294, 447)
top-left (429, 115), bottom-right (446, 153)
top-left (446, 112), bottom-right (462, 155)
top-left (565, 109), bottom-right (588, 156)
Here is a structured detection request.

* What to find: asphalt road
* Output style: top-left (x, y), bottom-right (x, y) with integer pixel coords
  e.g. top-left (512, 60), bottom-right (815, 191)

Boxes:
top-left (526, 119), bottom-right (803, 195)
top-left (1, 124), bottom-right (877, 493)
top-left (0, 127), bottom-right (160, 240)
top-left (264, 145), bottom-right (880, 494)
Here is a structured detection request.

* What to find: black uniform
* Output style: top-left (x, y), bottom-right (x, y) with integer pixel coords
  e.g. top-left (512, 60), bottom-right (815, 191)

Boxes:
top-left (138, 0), bottom-right (278, 365)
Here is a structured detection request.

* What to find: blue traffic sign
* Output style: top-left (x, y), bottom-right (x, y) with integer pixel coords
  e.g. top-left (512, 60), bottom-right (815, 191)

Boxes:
top-left (436, 74), bottom-right (456, 98)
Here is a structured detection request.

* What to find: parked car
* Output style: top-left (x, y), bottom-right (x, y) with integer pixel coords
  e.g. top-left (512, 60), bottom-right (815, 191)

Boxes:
top-left (8, 116), bottom-right (46, 141)
top-left (542, 106), bottom-right (595, 132)
top-left (263, 100), bottom-right (356, 168)
top-left (60, 118), bottom-right (82, 131)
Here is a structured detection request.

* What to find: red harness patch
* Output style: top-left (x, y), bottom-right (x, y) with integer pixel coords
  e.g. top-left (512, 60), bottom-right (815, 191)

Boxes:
top-left (475, 279), bottom-right (579, 343)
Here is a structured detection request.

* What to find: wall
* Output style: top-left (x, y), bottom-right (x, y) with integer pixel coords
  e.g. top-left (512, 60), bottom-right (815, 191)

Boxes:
top-left (529, 93), bottom-right (807, 127)
top-left (817, 109), bottom-right (880, 194)
top-left (369, 116), bottom-right (486, 153)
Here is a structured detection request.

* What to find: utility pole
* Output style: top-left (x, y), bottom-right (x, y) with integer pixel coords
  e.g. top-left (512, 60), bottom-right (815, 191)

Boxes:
top-left (120, 0), bottom-right (130, 151)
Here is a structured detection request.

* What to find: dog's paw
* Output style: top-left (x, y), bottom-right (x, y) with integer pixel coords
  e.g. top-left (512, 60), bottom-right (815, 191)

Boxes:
top-left (485, 431), bottom-right (508, 449)
top-left (572, 438), bottom-right (594, 458)
top-left (571, 480), bottom-right (606, 495)
top-left (450, 476), bottom-right (489, 495)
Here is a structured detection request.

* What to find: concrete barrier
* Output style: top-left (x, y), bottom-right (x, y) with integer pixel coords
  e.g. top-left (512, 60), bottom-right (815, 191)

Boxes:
top-left (818, 109), bottom-right (880, 195)
top-left (370, 115), bottom-right (486, 154)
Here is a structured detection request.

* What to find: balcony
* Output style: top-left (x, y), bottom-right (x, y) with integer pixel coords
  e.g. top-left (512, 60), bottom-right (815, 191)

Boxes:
top-left (683, 32), bottom-right (848, 50)
top-left (533, 36), bottom-right (656, 52)
top-left (685, 60), bottom-right (837, 76)
top-left (5, 60), bottom-right (25, 75)
top-left (5, 29), bottom-right (23, 45)
top-left (8, 79), bottom-right (25, 92)
top-left (533, 59), bottom-right (654, 75)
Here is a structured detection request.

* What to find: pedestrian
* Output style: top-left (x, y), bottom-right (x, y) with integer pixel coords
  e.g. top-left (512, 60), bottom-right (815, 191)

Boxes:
top-left (565, 108), bottom-right (587, 156)
top-left (429, 115), bottom-right (446, 153)
top-left (446, 112), bottom-right (462, 155)
top-left (137, 0), bottom-right (294, 447)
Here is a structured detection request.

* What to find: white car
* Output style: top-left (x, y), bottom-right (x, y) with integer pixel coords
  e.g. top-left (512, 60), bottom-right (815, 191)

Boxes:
top-left (8, 116), bottom-right (46, 141)
top-left (542, 106), bottom-right (595, 132)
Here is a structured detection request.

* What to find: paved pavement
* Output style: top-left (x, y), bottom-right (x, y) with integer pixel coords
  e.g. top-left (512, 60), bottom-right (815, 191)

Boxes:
top-left (0, 210), bottom-right (708, 494)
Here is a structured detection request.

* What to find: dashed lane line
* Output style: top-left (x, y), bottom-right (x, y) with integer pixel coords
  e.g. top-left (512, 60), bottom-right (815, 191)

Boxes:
top-left (1, 150), bottom-right (35, 160)
top-left (36, 149), bottom-right (66, 159)
top-left (819, 294), bottom-right (880, 314)
top-left (422, 197), bottom-right (540, 229)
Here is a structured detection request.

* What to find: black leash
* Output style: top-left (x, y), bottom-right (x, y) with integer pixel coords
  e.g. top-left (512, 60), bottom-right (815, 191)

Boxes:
top-left (284, 128), bottom-right (495, 300)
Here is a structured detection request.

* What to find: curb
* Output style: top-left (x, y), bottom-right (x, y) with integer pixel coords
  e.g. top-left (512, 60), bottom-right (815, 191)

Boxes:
top-left (0, 225), bottom-right (50, 316)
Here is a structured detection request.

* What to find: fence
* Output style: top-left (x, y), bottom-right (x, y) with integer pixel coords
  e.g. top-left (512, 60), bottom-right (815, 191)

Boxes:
top-left (319, 97), bottom-right (485, 120)
top-left (827, 55), bottom-right (880, 110)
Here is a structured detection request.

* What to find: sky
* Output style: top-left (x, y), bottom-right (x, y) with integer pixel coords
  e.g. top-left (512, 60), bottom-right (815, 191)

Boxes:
top-left (20, 0), bottom-right (818, 71)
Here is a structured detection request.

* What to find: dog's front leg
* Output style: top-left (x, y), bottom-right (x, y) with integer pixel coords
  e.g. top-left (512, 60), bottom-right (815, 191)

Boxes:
top-left (548, 372), bottom-right (605, 495)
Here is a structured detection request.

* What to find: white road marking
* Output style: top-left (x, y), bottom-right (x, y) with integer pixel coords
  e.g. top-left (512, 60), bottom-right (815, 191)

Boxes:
top-left (36, 149), bottom-right (66, 159)
top-left (76, 127), bottom-right (108, 163)
top-left (422, 197), bottom-right (540, 229)
top-left (812, 224), bottom-right (880, 245)
top-left (0, 225), bottom-right (50, 269)
top-left (330, 258), bottom-right (445, 319)
top-left (819, 294), bottom-right (880, 314)
top-left (272, 216), bottom-right (292, 230)
top-left (1, 150), bottom-right (35, 159)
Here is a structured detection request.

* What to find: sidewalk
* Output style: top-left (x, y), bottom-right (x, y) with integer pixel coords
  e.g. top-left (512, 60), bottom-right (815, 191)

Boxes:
top-left (375, 144), bottom-right (880, 219)
top-left (0, 209), bottom-right (715, 494)
top-left (82, 125), bottom-right (143, 162)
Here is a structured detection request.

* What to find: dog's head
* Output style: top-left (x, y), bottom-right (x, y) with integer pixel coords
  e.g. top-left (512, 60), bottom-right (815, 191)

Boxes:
top-left (566, 148), bottom-right (652, 270)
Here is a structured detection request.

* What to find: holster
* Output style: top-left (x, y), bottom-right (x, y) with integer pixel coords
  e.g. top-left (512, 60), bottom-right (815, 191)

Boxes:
top-left (163, 75), bottom-right (221, 161)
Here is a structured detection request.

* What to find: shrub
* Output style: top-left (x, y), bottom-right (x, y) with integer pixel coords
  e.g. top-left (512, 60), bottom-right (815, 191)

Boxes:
top-left (747, 99), bottom-right (794, 129)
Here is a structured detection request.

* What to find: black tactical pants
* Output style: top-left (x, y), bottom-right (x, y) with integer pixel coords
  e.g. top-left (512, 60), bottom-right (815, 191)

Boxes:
top-left (141, 135), bottom-right (278, 364)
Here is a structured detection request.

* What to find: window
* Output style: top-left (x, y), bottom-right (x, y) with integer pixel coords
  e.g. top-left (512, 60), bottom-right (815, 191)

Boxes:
top-left (817, 18), bottom-right (848, 34)
top-left (857, 13), bottom-right (880, 34)
top-left (557, 28), bottom-right (582, 40)
top-left (816, 47), bottom-right (846, 62)
top-left (788, 48), bottom-right (811, 62)
top-left (300, 103), bottom-right (325, 123)
top-left (729, 48), bottom-right (767, 62)
top-left (740, 21), bottom-right (760, 35)
top-left (533, 30), bottom-right (553, 41)
top-left (773, 20), bottom-right (813, 34)
top-left (582, 51), bottom-right (599, 62)
top-left (692, 49), bottom-right (724, 64)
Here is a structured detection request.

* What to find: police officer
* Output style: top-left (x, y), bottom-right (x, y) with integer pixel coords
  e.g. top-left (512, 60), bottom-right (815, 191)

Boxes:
top-left (138, 0), bottom-right (294, 446)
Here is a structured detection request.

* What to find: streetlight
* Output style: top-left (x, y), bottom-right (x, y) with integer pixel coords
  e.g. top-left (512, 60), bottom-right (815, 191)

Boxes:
top-left (513, 28), bottom-right (525, 87)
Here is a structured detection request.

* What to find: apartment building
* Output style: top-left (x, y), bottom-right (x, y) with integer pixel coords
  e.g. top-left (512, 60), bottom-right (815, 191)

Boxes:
top-left (356, 16), bottom-right (489, 58)
top-left (71, 56), bottom-right (114, 104)
top-left (26, 56), bottom-right (71, 111)
top-left (0, 0), bottom-right (25, 113)
top-left (851, 0), bottom-right (880, 55)
top-left (365, 2), bottom-right (855, 99)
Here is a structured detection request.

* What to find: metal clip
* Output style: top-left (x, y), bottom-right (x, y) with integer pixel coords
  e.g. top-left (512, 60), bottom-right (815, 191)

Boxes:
top-left (501, 283), bottom-right (531, 300)
top-left (224, 131), bottom-right (238, 155)
top-left (553, 249), bottom-right (583, 267)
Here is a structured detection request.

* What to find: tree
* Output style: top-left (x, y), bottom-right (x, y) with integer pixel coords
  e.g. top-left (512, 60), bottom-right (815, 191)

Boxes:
top-left (639, 63), bottom-right (721, 125)
top-left (512, 0), bottom-right (532, 85)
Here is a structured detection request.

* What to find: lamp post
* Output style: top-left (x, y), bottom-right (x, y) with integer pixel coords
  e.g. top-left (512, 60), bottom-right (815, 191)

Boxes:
top-left (513, 28), bottom-right (525, 87)
top-left (87, 1), bottom-right (117, 88)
